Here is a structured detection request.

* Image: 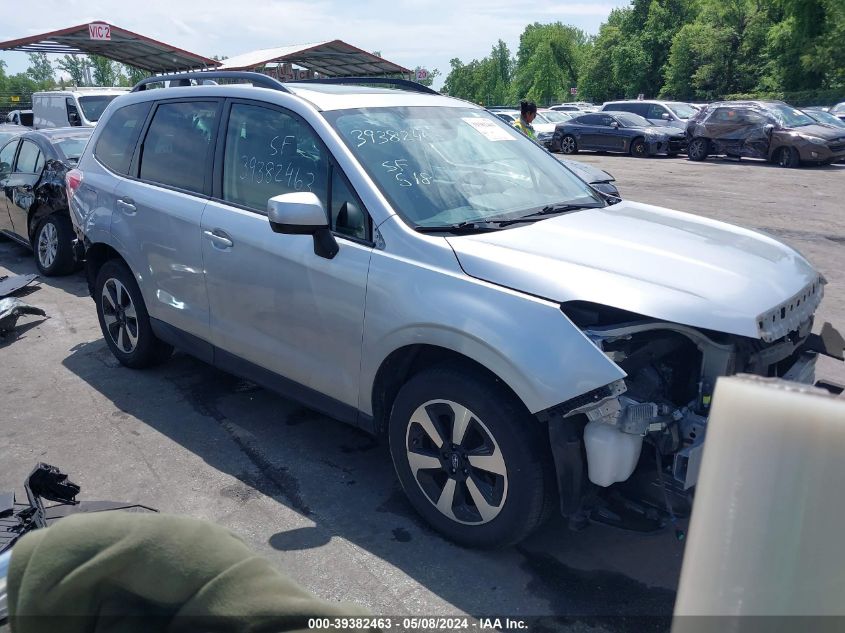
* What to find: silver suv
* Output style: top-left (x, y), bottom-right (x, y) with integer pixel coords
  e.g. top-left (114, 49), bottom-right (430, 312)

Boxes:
top-left (68, 72), bottom-right (843, 547)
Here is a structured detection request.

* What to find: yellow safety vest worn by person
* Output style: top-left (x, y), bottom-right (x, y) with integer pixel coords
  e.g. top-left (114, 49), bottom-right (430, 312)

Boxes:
top-left (512, 117), bottom-right (536, 140)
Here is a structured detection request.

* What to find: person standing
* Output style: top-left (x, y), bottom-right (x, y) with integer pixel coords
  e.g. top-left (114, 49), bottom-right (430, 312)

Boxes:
top-left (512, 100), bottom-right (538, 140)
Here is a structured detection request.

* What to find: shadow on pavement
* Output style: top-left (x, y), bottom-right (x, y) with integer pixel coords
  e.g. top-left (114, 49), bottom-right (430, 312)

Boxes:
top-left (61, 338), bottom-right (681, 627)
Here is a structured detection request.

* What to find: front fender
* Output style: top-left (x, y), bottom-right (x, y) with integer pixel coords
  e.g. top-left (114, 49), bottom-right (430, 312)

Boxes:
top-left (360, 234), bottom-right (625, 416)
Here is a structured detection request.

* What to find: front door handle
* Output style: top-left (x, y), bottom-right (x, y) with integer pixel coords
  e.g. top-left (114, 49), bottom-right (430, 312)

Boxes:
top-left (116, 197), bottom-right (136, 213)
top-left (204, 229), bottom-right (233, 249)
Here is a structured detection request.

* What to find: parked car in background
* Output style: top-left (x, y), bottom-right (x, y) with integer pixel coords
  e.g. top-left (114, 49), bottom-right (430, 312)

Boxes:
top-left (550, 102), bottom-right (597, 112)
top-left (686, 101), bottom-right (845, 167)
top-left (601, 100), bottom-right (696, 129)
top-left (5, 110), bottom-right (33, 126)
top-left (830, 102), bottom-right (845, 122)
top-left (0, 124), bottom-right (29, 147)
top-left (32, 88), bottom-right (129, 129)
top-left (536, 110), bottom-right (575, 147)
top-left (551, 111), bottom-right (687, 157)
top-left (802, 108), bottom-right (845, 130)
top-left (0, 128), bottom-right (93, 274)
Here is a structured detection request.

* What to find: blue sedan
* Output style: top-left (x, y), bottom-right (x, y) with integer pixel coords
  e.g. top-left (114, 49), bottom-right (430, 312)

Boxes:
top-left (550, 111), bottom-right (687, 157)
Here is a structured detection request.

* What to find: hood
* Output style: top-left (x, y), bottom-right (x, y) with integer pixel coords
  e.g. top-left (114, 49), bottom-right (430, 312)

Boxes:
top-left (784, 124), bottom-right (845, 141)
top-left (559, 158), bottom-right (613, 184)
top-left (446, 201), bottom-right (819, 339)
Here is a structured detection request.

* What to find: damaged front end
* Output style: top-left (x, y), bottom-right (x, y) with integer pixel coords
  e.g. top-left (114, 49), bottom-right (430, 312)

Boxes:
top-left (541, 294), bottom-right (845, 533)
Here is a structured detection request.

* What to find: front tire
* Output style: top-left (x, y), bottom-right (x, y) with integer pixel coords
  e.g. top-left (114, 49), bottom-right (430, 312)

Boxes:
top-left (560, 135), bottom-right (578, 155)
top-left (687, 137), bottom-right (709, 161)
top-left (630, 137), bottom-right (649, 158)
top-left (95, 259), bottom-right (173, 368)
top-left (776, 145), bottom-right (800, 168)
top-left (389, 364), bottom-right (553, 548)
top-left (33, 214), bottom-right (75, 276)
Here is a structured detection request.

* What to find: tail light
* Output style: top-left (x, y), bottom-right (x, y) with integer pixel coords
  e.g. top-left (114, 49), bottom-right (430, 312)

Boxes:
top-left (65, 168), bottom-right (83, 207)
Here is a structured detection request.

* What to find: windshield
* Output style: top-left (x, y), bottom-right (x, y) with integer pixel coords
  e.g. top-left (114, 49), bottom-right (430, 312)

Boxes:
top-left (541, 111), bottom-right (573, 123)
top-left (616, 113), bottom-right (652, 128)
top-left (767, 103), bottom-right (815, 127)
top-left (534, 112), bottom-right (553, 124)
top-left (667, 102), bottom-right (698, 119)
top-left (325, 106), bottom-right (603, 228)
top-left (78, 95), bottom-right (121, 122)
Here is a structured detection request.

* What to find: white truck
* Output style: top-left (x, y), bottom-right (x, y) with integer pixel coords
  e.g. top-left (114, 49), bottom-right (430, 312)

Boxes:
top-left (32, 88), bottom-right (129, 129)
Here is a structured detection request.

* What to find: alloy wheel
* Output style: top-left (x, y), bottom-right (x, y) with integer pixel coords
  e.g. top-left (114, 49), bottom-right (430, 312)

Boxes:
top-left (405, 399), bottom-right (508, 525)
top-left (101, 278), bottom-right (139, 354)
top-left (37, 221), bottom-right (58, 269)
top-left (561, 136), bottom-right (576, 154)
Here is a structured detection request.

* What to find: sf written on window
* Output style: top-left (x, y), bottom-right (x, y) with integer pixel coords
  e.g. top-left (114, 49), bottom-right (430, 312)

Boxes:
top-left (223, 104), bottom-right (328, 213)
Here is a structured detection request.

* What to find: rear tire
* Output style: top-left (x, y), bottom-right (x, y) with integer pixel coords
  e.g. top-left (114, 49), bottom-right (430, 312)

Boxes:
top-left (389, 364), bottom-right (554, 548)
top-left (95, 259), bottom-right (173, 369)
top-left (560, 135), bottom-right (578, 155)
top-left (776, 146), bottom-right (800, 168)
top-left (687, 137), bottom-right (709, 161)
top-left (33, 214), bottom-right (76, 276)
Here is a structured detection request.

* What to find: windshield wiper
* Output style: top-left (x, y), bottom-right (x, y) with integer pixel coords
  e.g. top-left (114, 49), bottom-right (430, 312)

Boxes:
top-left (496, 204), bottom-right (599, 226)
top-left (415, 221), bottom-right (501, 234)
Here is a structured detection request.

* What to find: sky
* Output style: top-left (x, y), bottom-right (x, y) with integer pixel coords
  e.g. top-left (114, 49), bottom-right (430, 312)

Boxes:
top-left (0, 0), bottom-right (630, 90)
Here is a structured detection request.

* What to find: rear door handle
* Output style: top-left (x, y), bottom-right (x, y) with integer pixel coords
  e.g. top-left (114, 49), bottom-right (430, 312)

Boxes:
top-left (204, 229), bottom-right (233, 249)
top-left (116, 197), bottom-right (136, 213)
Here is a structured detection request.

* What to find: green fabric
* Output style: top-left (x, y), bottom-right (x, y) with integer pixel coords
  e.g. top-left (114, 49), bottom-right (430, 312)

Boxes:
top-left (8, 513), bottom-right (368, 633)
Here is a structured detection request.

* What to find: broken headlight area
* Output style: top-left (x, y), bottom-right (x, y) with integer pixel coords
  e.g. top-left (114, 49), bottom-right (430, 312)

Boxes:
top-left (544, 301), bottom-right (843, 533)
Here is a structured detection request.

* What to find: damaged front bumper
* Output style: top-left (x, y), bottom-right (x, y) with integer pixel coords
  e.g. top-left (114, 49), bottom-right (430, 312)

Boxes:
top-left (542, 319), bottom-right (845, 523)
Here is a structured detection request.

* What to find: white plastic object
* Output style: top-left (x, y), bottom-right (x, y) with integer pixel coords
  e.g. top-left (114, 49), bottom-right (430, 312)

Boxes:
top-left (673, 376), bottom-right (845, 622)
top-left (583, 418), bottom-right (643, 487)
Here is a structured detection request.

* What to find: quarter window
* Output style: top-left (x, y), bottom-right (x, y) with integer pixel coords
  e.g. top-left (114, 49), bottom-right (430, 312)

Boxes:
top-left (95, 101), bottom-right (152, 175)
top-left (222, 103), bottom-right (328, 213)
top-left (139, 101), bottom-right (218, 194)
top-left (0, 141), bottom-right (18, 177)
top-left (15, 140), bottom-right (43, 174)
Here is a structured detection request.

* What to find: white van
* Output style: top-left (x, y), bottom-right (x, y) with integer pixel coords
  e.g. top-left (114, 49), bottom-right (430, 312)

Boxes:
top-left (32, 88), bottom-right (129, 129)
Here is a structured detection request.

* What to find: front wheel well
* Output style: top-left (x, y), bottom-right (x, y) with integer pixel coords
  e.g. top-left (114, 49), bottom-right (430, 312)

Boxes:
top-left (371, 344), bottom-right (528, 435)
top-left (84, 243), bottom-right (125, 297)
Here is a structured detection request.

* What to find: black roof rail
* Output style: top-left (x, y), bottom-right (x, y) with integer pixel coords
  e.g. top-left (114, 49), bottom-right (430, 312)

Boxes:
top-left (288, 76), bottom-right (439, 95)
top-left (132, 71), bottom-right (291, 93)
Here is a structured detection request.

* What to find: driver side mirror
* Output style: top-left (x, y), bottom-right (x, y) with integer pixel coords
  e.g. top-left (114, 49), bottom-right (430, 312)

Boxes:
top-left (661, 112), bottom-right (671, 120)
top-left (267, 192), bottom-right (338, 259)
top-left (68, 111), bottom-right (81, 126)
top-left (611, 121), bottom-right (620, 129)
top-left (763, 124), bottom-right (775, 135)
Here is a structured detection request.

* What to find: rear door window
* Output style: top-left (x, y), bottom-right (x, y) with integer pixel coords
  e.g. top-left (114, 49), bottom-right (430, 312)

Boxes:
top-left (139, 101), bottom-right (219, 195)
top-left (15, 140), bottom-right (43, 174)
top-left (577, 114), bottom-right (605, 125)
top-left (221, 102), bottom-right (329, 213)
top-left (95, 102), bottom-right (152, 175)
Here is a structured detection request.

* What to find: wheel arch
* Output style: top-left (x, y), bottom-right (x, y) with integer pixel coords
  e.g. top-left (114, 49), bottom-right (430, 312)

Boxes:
top-left (371, 344), bottom-right (529, 436)
top-left (84, 242), bottom-right (127, 297)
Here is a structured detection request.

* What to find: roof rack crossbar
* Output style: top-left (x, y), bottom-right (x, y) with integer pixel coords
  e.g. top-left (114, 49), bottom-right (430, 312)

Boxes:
top-left (288, 76), bottom-right (439, 95)
top-left (132, 71), bottom-right (291, 93)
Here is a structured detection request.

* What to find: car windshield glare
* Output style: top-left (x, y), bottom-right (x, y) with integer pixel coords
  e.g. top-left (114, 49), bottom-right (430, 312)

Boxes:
top-left (768, 103), bottom-right (815, 127)
top-left (616, 113), bottom-right (652, 127)
top-left (667, 103), bottom-right (697, 119)
top-left (325, 106), bottom-right (603, 228)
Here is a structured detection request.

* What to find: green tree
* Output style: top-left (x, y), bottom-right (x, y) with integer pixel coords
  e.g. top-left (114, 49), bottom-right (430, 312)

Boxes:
top-left (56, 55), bottom-right (90, 87)
top-left (122, 64), bottom-right (149, 86)
top-left (90, 55), bottom-right (121, 86)
top-left (413, 67), bottom-right (441, 88)
top-left (26, 53), bottom-right (54, 85)
top-left (511, 23), bottom-right (587, 105)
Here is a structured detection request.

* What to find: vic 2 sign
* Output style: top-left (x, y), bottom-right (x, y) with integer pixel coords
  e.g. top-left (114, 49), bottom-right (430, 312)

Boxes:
top-left (88, 23), bottom-right (111, 41)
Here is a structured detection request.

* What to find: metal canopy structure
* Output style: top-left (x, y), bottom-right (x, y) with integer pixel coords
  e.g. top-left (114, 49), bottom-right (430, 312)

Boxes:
top-left (217, 40), bottom-right (411, 77)
top-left (0, 22), bottom-right (217, 72)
